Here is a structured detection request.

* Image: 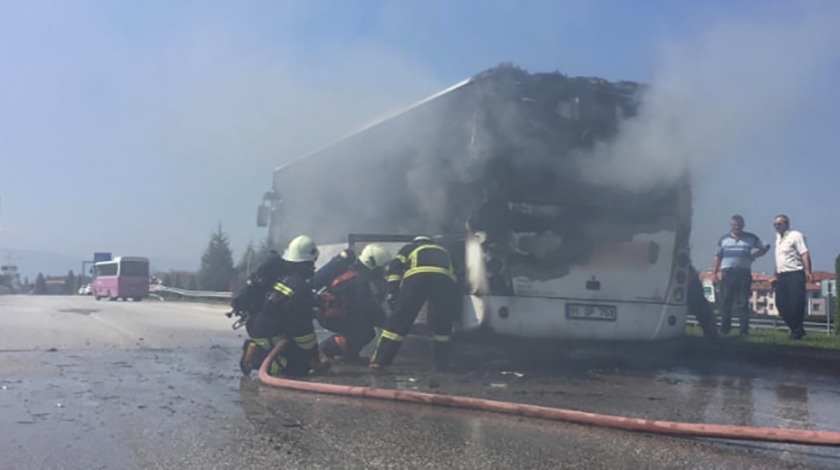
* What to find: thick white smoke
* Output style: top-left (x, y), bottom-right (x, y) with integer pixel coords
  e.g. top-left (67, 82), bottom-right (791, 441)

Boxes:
top-left (576, 6), bottom-right (840, 192)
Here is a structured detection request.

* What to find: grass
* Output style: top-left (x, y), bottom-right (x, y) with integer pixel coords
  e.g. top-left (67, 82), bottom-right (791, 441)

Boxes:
top-left (685, 325), bottom-right (840, 351)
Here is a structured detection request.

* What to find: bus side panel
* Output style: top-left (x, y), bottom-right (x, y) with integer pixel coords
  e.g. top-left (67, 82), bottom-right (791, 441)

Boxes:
top-left (463, 295), bottom-right (686, 340)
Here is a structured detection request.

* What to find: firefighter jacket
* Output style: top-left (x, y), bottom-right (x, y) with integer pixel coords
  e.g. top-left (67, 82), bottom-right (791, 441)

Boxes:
top-left (312, 249), bottom-right (356, 291)
top-left (245, 270), bottom-right (316, 344)
top-left (318, 264), bottom-right (387, 331)
top-left (386, 240), bottom-right (455, 299)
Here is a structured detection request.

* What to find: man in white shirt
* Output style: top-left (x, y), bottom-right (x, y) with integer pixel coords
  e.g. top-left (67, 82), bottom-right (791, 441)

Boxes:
top-left (772, 215), bottom-right (812, 340)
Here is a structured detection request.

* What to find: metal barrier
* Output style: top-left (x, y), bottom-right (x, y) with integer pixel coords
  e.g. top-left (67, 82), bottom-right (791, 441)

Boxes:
top-left (687, 317), bottom-right (835, 335)
top-left (149, 285), bottom-right (232, 300)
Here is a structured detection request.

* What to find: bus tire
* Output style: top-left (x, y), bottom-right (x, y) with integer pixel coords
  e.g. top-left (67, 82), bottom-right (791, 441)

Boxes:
top-left (133, 297), bottom-right (143, 302)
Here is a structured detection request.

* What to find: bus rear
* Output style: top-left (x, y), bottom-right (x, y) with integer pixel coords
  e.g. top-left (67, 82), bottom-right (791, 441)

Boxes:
top-left (92, 256), bottom-right (150, 301)
top-left (462, 185), bottom-right (691, 340)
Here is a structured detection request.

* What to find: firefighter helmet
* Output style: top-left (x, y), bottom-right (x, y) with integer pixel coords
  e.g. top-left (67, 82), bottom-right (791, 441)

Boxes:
top-left (283, 235), bottom-right (319, 263)
top-left (359, 243), bottom-right (391, 270)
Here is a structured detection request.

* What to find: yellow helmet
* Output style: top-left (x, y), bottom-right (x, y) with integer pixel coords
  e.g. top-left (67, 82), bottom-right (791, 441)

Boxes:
top-left (283, 235), bottom-right (319, 263)
top-left (359, 243), bottom-right (391, 270)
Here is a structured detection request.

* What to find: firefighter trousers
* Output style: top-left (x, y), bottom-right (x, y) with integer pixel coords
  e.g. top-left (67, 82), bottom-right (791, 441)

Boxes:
top-left (371, 273), bottom-right (460, 369)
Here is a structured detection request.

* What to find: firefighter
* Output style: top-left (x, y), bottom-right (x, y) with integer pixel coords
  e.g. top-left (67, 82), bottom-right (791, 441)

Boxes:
top-left (316, 243), bottom-right (392, 362)
top-left (238, 235), bottom-right (328, 377)
top-left (370, 236), bottom-right (460, 371)
top-left (312, 247), bottom-right (357, 291)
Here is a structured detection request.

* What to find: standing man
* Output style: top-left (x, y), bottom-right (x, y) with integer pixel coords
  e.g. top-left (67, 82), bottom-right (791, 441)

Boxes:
top-left (712, 215), bottom-right (770, 336)
top-left (370, 236), bottom-right (460, 372)
top-left (772, 215), bottom-right (812, 340)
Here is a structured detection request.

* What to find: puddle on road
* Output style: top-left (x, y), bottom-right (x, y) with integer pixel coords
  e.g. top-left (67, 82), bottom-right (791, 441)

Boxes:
top-left (57, 308), bottom-right (99, 315)
top-left (655, 365), bottom-right (840, 433)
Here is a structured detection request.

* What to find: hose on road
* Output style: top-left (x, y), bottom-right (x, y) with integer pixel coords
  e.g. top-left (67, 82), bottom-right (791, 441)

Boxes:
top-left (258, 340), bottom-right (840, 446)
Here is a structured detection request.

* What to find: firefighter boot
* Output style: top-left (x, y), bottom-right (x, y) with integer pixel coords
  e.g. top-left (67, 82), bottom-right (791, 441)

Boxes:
top-left (432, 340), bottom-right (452, 373)
top-left (239, 339), bottom-right (268, 376)
top-left (369, 335), bottom-right (402, 370)
top-left (239, 340), bottom-right (255, 375)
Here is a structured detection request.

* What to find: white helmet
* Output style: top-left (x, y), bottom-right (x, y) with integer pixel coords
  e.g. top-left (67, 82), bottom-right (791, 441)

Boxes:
top-left (413, 235), bottom-right (432, 242)
top-left (359, 243), bottom-right (391, 270)
top-left (283, 235), bottom-right (319, 263)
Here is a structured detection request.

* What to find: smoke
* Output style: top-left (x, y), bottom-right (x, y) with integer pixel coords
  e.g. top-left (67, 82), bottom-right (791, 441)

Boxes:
top-left (0, 2), bottom-right (446, 260)
top-left (575, 5), bottom-right (840, 192)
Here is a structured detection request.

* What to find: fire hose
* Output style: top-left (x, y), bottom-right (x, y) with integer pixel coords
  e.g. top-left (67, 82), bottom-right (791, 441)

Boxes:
top-left (258, 340), bottom-right (840, 446)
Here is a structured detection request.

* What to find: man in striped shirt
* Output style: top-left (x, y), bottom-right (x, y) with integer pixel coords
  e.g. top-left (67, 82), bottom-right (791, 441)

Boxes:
top-left (711, 215), bottom-right (770, 336)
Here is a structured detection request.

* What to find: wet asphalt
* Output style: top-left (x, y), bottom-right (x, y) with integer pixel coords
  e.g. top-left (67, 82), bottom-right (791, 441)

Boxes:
top-left (1, 295), bottom-right (839, 469)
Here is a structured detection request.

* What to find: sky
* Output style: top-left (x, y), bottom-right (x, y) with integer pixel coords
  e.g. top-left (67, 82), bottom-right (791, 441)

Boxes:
top-left (1, 0), bottom-right (839, 276)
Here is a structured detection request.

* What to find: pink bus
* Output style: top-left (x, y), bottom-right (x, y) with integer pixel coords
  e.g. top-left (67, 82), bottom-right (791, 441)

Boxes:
top-left (92, 256), bottom-right (150, 301)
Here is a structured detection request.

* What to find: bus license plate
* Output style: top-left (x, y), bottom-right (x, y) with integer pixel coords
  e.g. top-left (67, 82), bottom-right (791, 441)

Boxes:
top-left (565, 303), bottom-right (617, 321)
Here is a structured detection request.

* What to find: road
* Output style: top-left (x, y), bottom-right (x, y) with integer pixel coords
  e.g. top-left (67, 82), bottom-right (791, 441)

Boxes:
top-left (1, 295), bottom-right (839, 469)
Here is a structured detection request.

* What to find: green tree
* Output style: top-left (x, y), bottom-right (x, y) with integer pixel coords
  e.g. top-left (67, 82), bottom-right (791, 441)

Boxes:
top-left (64, 270), bottom-right (77, 294)
top-left (198, 224), bottom-right (236, 291)
top-left (34, 273), bottom-right (47, 295)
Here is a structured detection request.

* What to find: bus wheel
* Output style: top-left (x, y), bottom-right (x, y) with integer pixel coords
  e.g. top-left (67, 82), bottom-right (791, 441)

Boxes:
top-left (95, 296), bottom-right (101, 301)
top-left (133, 297), bottom-right (143, 302)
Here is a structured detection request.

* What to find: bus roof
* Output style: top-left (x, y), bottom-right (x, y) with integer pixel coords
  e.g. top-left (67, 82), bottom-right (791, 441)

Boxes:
top-left (273, 77), bottom-right (476, 174)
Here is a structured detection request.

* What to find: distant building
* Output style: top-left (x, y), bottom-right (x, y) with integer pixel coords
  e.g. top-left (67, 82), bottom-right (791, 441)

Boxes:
top-left (44, 276), bottom-right (67, 295)
top-left (699, 271), bottom-right (836, 316)
top-left (1, 265), bottom-right (22, 293)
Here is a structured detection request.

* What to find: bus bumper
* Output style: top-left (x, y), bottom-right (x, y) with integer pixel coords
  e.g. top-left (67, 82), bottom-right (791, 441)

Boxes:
top-left (461, 295), bottom-right (686, 341)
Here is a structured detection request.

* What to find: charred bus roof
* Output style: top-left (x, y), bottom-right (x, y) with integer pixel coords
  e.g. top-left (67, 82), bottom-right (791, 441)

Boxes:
top-left (265, 65), bottom-right (681, 244)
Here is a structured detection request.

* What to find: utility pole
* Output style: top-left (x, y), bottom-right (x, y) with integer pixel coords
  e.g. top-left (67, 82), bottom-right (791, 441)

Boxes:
top-left (828, 281), bottom-right (834, 335)
top-left (245, 244), bottom-right (254, 276)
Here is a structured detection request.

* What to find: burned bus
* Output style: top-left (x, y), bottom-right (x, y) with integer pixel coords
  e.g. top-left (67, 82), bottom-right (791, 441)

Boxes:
top-left (256, 65), bottom-right (692, 341)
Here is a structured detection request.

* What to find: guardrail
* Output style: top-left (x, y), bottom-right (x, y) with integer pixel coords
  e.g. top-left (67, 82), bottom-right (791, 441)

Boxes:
top-left (150, 285), bottom-right (232, 300)
top-left (687, 317), bottom-right (835, 335)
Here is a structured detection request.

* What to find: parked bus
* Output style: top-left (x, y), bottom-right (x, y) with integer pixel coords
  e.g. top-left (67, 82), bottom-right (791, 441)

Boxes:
top-left (91, 256), bottom-right (150, 301)
top-left (256, 65), bottom-right (691, 341)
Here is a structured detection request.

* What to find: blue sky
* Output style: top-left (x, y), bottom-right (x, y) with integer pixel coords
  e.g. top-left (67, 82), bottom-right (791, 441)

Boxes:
top-left (1, 0), bottom-right (838, 275)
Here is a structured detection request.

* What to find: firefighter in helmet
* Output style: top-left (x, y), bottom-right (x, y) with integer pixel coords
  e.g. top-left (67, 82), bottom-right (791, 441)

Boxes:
top-left (370, 236), bottom-right (460, 371)
top-left (238, 235), bottom-right (328, 377)
top-left (315, 243), bottom-right (392, 363)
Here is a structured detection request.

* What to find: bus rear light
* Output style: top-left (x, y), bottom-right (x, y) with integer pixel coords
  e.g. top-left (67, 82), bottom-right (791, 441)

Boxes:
top-left (672, 287), bottom-right (685, 302)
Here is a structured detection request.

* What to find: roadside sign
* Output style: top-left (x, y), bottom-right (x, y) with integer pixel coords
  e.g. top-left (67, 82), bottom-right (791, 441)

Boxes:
top-left (822, 279), bottom-right (836, 298)
top-left (702, 280), bottom-right (716, 302)
top-left (93, 252), bottom-right (112, 263)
